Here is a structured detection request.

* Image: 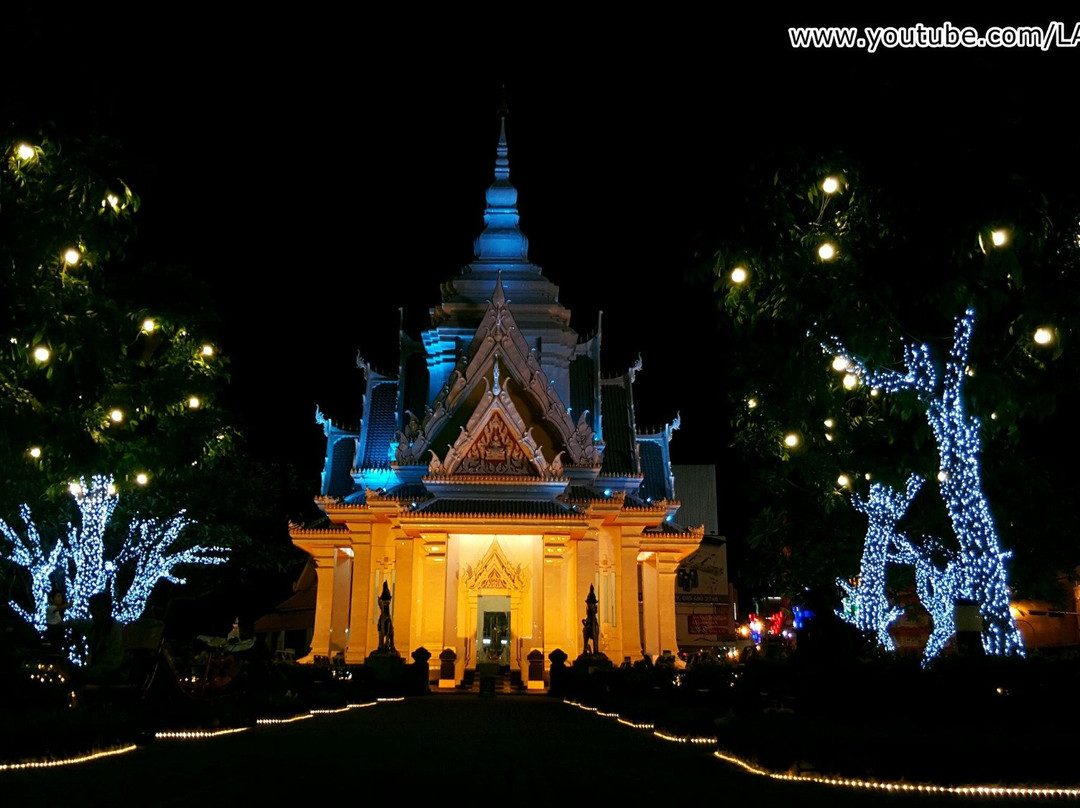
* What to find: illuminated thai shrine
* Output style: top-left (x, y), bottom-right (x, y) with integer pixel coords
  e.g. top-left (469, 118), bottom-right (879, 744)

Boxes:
top-left (289, 118), bottom-right (717, 686)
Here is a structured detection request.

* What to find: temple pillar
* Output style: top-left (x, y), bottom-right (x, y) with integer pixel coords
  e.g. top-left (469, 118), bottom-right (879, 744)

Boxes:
top-left (640, 554), bottom-right (660, 659)
top-left (304, 548), bottom-right (338, 662)
top-left (575, 529), bottom-right (599, 656)
top-left (618, 533), bottom-right (643, 661)
top-left (443, 534), bottom-right (463, 681)
top-left (344, 540), bottom-right (372, 664)
top-left (393, 532), bottom-right (414, 656)
top-left (655, 551), bottom-right (683, 657)
top-left (329, 548), bottom-right (354, 656)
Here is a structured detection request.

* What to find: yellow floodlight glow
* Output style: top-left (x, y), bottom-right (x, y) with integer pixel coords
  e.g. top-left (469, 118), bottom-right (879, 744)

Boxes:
top-left (63, 248), bottom-right (81, 266)
top-left (730, 266), bottom-right (748, 284)
top-left (842, 373), bottom-right (859, 390)
top-left (201, 344), bottom-right (214, 357)
top-left (103, 193), bottom-right (120, 209)
top-left (187, 396), bottom-right (201, 409)
top-left (991, 229), bottom-right (1008, 247)
top-left (1033, 327), bottom-right (1054, 346)
top-left (142, 318), bottom-right (156, 333)
top-left (746, 398), bottom-right (758, 409)
top-left (823, 419), bottom-right (835, 428)
top-left (28, 446), bottom-right (42, 459)
top-left (16, 143), bottom-right (35, 161)
top-left (818, 242), bottom-right (836, 261)
top-left (783, 432), bottom-right (801, 449)
top-left (837, 474), bottom-right (851, 488)
top-left (135, 473), bottom-right (149, 486)
top-left (831, 356), bottom-right (849, 372)
top-left (109, 409), bottom-right (123, 423)
top-left (33, 346), bottom-right (51, 362)
top-left (822, 176), bottom-right (840, 194)
top-left (69, 482), bottom-right (83, 496)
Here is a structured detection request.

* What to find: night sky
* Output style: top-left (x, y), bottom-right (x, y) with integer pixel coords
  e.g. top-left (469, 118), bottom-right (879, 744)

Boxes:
top-left (3, 12), bottom-right (1075, 537)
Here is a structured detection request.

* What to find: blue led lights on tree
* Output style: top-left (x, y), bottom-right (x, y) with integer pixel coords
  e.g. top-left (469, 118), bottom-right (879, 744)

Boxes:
top-left (825, 308), bottom-right (1024, 660)
top-left (0, 474), bottom-right (228, 647)
top-left (836, 474), bottom-right (922, 651)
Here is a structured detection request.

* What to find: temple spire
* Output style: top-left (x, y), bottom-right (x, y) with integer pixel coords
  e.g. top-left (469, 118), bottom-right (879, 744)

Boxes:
top-left (473, 111), bottom-right (530, 264)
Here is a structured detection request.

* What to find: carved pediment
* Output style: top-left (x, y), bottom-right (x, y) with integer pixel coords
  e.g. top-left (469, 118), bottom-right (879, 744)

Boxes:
top-left (407, 277), bottom-right (602, 470)
top-left (462, 540), bottom-right (528, 592)
top-left (436, 392), bottom-right (551, 477)
top-left (457, 411), bottom-right (534, 475)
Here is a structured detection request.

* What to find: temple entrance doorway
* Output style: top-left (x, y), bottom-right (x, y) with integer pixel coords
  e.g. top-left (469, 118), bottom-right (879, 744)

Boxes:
top-left (478, 596), bottom-right (511, 667)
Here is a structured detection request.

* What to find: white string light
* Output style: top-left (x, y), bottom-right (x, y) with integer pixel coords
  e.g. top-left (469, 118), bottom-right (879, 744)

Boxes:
top-left (0, 475), bottom-right (228, 649)
top-left (824, 309), bottom-right (1024, 660)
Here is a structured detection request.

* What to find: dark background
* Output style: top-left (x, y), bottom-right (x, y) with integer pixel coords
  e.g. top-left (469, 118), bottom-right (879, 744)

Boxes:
top-left (2, 12), bottom-right (1075, 584)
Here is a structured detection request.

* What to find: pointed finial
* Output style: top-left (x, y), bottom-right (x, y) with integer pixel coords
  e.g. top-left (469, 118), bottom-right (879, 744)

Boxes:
top-left (474, 104), bottom-right (529, 262)
top-left (498, 84), bottom-right (510, 118)
top-left (492, 272), bottom-right (507, 307)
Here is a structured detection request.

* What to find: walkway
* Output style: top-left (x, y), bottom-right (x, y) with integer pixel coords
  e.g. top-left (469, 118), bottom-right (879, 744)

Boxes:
top-left (0, 693), bottom-right (1056, 806)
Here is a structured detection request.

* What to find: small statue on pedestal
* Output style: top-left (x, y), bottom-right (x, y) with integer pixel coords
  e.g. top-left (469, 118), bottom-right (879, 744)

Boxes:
top-left (377, 580), bottom-right (395, 653)
top-left (582, 584), bottom-right (600, 655)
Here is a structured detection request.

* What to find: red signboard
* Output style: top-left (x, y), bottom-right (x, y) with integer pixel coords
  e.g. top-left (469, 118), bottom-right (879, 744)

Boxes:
top-left (687, 612), bottom-right (732, 636)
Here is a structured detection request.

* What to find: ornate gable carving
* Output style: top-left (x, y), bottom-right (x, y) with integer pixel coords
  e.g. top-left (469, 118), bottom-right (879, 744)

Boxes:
top-left (401, 276), bottom-right (602, 470)
top-left (455, 410), bottom-right (534, 475)
top-left (462, 540), bottom-right (528, 593)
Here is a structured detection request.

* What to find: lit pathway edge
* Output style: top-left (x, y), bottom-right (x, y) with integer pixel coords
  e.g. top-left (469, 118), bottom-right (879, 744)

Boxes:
top-left (0, 697), bottom-right (395, 772)
top-left (563, 699), bottom-right (1080, 801)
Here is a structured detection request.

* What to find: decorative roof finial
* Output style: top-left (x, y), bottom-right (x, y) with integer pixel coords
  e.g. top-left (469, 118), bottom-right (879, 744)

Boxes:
top-left (474, 98), bottom-right (530, 263)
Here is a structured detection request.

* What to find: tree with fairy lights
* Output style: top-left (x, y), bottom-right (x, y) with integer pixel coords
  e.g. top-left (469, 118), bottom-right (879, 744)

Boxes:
top-left (0, 133), bottom-right (237, 505)
top-left (0, 130), bottom-right (264, 625)
top-left (825, 309), bottom-right (1024, 659)
top-left (706, 141), bottom-right (1080, 656)
top-left (1, 475), bottom-right (227, 642)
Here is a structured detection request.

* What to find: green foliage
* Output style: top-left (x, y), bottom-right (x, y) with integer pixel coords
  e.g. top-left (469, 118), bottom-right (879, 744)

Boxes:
top-left (702, 147), bottom-right (1080, 603)
top-left (0, 131), bottom-right (236, 508)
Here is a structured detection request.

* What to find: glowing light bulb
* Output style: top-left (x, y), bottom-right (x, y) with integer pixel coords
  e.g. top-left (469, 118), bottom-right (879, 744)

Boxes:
top-left (187, 396), bottom-right (201, 409)
top-left (937, 470), bottom-right (949, 482)
top-left (824, 419), bottom-right (835, 428)
top-left (63, 248), bottom-right (81, 266)
top-left (818, 242), bottom-right (836, 261)
top-left (109, 409), bottom-right (123, 423)
top-left (822, 176), bottom-right (840, 194)
top-left (1034, 327), bottom-right (1054, 345)
top-left (870, 388), bottom-right (880, 398)
top-left (783, 432), bottom-right (801, 448)
top-left (201, 344), bottom-right (214, 357)
top-left (747, 398), bottom-right (758, 409)
top-left (135, 473), bottom-right (149, 486)
top-left (142, 319), bottom-right (156, 333)
top-left (16, 143), bottom-right (35, 161)
top-left (843, 373), bottom-right (859, 390)
top-left (825, 432), bottom-right (834, 442)
top-left (69, 482), bottom-right (83, 496)
top-left (33, 346), bottom-right (50, 362)
top-left (28, 447), bottom-right (42, 459)
top-left (837, 474), bottom-right (851, 488)
top-left (831, 356), bottom-right (849, 372)
top-left (991, 229), bottom-right (1008, 246)
top-left (730, 266), bottom-right (748, 284)
top-left (103, 193), bottom-right (119, 209)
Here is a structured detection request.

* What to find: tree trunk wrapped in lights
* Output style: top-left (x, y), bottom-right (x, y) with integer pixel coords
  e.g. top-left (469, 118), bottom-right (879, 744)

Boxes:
top-left (824, 308), bottom-right (1024, 659)
top-left (836, 474), bottom-right (922, 651)
top-left (1, 475), bottom-right (228, 650)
